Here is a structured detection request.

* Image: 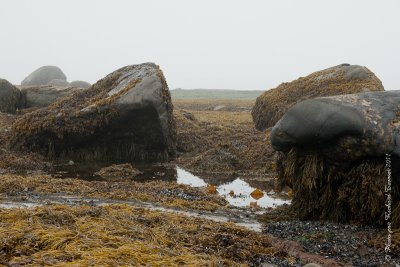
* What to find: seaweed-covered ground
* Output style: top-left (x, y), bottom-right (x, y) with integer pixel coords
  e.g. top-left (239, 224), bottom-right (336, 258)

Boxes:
top-left (174, 99), bottom-right (277, 176)
top-left (0, 98), bottom-right (399, 266)
top-left (0, 204), bottom-right (285, 266)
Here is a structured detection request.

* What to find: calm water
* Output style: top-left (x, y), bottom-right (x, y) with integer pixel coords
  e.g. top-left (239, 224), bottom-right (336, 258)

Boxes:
top-left (52, 162), bottom-right (291, 209)
top-left (176, 168), bottom-right (290, 208)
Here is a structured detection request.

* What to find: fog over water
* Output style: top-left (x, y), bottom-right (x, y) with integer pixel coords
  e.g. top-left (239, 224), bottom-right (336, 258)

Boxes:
top-left (0, 0), bottom-right (399, 90)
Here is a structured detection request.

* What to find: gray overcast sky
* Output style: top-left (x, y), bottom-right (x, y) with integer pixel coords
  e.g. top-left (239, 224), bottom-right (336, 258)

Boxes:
top-left (0, 0), bottom-right (399, 90)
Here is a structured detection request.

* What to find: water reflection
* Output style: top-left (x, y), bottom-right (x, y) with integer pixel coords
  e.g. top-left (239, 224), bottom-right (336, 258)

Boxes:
top-left (0, 201), bottom-right (40, 209)
top-left (176, 168), bottom-right (207, 187)
top-left (176, 167), bottom-right (290, 208)
top-left (53, 162), bottom-right (290, 209)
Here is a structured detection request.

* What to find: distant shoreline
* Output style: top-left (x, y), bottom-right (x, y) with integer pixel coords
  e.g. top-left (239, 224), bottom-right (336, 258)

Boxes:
top-left (171, 88), bottom-right (264, 100)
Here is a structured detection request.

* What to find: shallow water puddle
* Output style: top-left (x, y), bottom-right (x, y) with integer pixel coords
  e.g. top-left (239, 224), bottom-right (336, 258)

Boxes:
top-left (0, 201), bottom-right (40, 209)
top-left (176, 167), bottom-right (291, 208)
top-left (217, 178), bottom-right (290, 208)
top-left (52, 163), bottom-right (290, 209)
top-left (176, 168), bottom-right (207, 187)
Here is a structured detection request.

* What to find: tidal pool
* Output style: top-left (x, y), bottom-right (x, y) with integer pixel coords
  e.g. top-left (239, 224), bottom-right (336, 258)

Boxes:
top-left (52, 163), bottom-right (291, 209)
top-left (176, 167), bottom-right (290, 208)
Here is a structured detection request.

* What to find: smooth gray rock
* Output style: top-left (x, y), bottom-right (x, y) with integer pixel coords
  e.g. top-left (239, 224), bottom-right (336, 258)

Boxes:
top-left (343, 64), bottom-right (370, 81)
top-left (11, 63), bottom-right (176, 162)
top-left (271, 90), bottom-right (400, 160)
top-left (21, 66), bottom-right (67, 86)
top-left (0, 79), bottom-right (23, 113)
top-left (21, 86), bottom-right (82, 108)
top-left (48, 79), bottom-right (70, 87)
top-left (70, 80), bottom-right (91, 89)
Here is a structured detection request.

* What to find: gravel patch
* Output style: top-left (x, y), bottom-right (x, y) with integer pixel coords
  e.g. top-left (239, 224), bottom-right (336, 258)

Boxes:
top-left (263, 220), bottom-right (400, 266)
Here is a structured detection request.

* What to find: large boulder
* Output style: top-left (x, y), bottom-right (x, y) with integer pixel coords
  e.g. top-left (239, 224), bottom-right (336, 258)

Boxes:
top-left (0, 79), bottom-right (23, 113)
top-left (21, 66), bottom-right (67, 86)
top-left (21, 86), bottom-right (82, 108)
top-left (10, 63), bottom-right (177, 162)
top-left (271, 90), bottom-right (400, 227)
top-left (70, 80), bottom-right (91, 89)
top-left (252, 64), bottom-right (384, 131)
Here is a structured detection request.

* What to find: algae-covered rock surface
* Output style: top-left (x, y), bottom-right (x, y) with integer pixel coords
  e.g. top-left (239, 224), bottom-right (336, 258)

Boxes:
top-left (252, 64), bottom-right (384, 131)
top-left (11, 63), bottom-right (177, 162)
top-left (271, 90), bottom-right (400, 228)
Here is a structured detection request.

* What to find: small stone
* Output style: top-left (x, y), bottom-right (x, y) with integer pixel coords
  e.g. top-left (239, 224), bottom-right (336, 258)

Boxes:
top-left (207, 184), bottom-right (217, 194)
top-left (250, 188), bottom-right (264, 200)
top-left (249, 201), bottom-right (259, 208)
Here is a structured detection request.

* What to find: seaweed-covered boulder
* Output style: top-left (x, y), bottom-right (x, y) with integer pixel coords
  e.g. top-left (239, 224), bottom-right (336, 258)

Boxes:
top-left (252, 64), bottom-right (384, 131)
top-left (11, 63), bottom-right (177, 162)
top-left (271, 90), bottom-right (400, 227)
top-left (0, 79), bottom-right (23, 113)
top-left (70, 80), bottom-right (91, 89)
top-left (21, 86), bottom-right (81, 108)
top-left (21, 66), bottom-right (67, 86)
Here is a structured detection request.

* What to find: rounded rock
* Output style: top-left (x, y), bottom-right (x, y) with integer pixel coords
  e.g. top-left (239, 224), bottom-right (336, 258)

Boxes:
top-left (21, 66), bottom-right (67, 86)
top-left (69, 80), bottom-right (91, 89)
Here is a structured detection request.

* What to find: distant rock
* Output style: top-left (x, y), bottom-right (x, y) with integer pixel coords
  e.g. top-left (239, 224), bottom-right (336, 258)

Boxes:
top-left (47, 79), bottom-right (70, 87)
top-left (21, 66), bottom-right (67, 86)
top-left (0, 79), bottom-right (23, 113)
top-left (21, 85), bottom-right (82, 108)
top-left (252, 64), bottom-right (384, 131)
top-left (11, 63), bottom-right (177, 162)
top-left (70, 80), bottom-right (91, 89)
